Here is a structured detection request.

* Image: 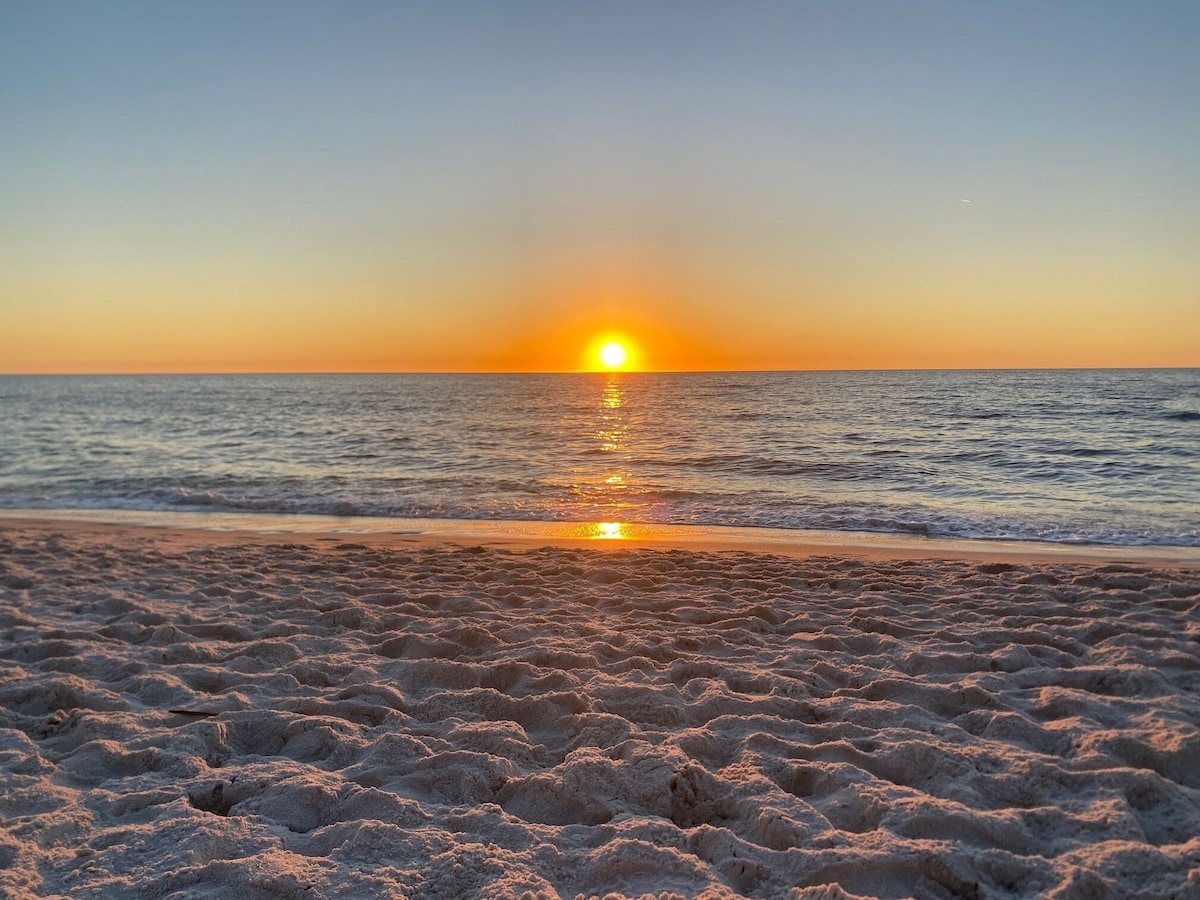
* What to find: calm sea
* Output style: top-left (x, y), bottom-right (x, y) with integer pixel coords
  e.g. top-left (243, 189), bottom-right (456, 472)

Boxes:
top-left (1, 371), bottom-right (1197, 547)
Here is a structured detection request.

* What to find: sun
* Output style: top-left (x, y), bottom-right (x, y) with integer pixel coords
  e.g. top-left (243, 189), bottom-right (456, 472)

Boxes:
top-left (598, 341), bottom-right (628, 370)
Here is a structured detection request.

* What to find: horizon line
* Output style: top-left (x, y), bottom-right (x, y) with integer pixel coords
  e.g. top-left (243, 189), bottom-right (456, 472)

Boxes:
top-left (3, 365), bottom-right (1197, 377)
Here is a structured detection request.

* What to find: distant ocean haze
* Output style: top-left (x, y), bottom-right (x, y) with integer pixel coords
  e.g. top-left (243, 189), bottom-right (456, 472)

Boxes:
top-left (1, 370), bottom-right (1197, 547)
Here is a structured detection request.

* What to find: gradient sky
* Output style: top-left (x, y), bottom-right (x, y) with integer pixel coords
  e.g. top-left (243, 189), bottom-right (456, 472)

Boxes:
top-left (2, 1), bottom-right (1198, 372)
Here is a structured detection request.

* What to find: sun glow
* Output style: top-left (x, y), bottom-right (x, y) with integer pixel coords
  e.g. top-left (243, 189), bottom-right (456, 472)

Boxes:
top-left (598, 341), bottom-right (629, 370)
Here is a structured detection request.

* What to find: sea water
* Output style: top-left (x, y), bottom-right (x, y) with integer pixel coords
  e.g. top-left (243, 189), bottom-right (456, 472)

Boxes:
top-left (1, 370), bottom-right (1197, 546)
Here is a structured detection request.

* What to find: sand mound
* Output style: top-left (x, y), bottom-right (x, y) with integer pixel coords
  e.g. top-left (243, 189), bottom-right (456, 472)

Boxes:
top-left (2, 526), bottom-right (1199, 898)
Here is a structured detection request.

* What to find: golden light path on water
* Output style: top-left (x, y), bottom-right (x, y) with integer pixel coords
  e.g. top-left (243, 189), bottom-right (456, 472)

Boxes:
top-left (591, 374), bottom-right (632, 535)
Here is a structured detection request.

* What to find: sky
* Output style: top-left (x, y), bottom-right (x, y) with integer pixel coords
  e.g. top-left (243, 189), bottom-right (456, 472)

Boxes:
top-left (2, 1), bottom-right (1198, 373)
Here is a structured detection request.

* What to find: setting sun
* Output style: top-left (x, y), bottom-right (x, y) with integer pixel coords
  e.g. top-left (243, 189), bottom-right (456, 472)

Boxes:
top-left (598, 341), bottom-right (628, 370)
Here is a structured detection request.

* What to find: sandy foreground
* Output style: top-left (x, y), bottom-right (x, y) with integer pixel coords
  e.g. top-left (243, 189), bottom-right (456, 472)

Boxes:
top-left (1, 521), bottom-right (1199, 899)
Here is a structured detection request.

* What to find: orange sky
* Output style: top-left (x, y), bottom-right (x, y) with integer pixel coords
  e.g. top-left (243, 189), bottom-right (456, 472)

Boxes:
top-left (5, 248), bottom-right (1196, 372)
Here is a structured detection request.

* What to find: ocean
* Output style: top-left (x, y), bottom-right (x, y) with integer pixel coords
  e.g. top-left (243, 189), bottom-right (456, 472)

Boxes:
top-left (1, 370), bottom-right (1197, 547)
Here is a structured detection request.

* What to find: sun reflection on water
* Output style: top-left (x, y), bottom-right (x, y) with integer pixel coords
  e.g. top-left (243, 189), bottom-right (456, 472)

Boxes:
top-left (597, 375), bottom-right (625, 453)
top-left (593, 521), bottom-right (625, 540)
top-left (602, 376), bottom-right (623, 410)
top-left (587, 373), bottom-right (635, 535)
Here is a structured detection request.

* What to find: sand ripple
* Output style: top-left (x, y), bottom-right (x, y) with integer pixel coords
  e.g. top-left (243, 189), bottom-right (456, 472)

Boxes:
top-left (2, 528), bottom-right (1199, 898)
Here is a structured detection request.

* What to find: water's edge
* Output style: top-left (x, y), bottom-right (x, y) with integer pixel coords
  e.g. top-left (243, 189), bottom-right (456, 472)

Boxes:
top-left (5, 507), bottom-right (1198, 566)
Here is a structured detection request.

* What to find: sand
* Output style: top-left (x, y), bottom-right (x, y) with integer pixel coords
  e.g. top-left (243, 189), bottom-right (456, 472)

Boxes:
top-left (1, 520), bottom-right (1199, 899)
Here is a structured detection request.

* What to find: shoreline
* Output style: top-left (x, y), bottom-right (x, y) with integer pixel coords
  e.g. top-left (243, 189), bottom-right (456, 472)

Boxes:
top-left (2, 506), bottom-right (1198, 568)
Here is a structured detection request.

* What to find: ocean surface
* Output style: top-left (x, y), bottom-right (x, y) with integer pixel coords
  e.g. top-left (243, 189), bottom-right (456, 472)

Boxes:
top-left (1, 370), bottom-right (1197, 547)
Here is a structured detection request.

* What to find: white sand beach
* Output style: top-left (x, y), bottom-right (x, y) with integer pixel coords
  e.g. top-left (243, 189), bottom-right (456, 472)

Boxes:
top-left (2, 520), bottom-right (1199, 898)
